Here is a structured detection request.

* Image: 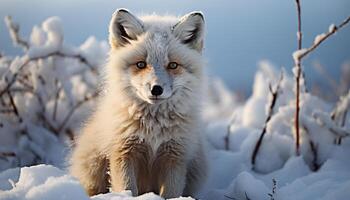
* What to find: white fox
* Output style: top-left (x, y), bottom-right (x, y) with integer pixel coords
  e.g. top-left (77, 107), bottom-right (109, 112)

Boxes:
top-left (70, 9), bottom-right (207, 198)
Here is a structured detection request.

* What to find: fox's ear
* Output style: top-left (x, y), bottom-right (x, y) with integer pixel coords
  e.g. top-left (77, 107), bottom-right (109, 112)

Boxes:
top-left (109, 9), bottom-right (144, 49)
top-left (172, 11), bottom-right (205, 52)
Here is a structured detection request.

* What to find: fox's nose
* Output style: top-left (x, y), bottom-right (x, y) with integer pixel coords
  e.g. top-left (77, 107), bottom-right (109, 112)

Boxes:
top-left (151, 85), bottom-right (163, 96)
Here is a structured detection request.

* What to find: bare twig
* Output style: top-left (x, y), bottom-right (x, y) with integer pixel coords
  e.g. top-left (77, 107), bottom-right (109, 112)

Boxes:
top-left (301, 125), bottom-right (320, 171)
top-left (340, 110), bottom-right (348, 127)
top-left (293, 0), bottom-right (303, 156)
top-left (295, 0), bottom-right (302, 50)
top-left (7, 91), bottom-right (22, 123)
top-left (8, 77), bottom-right (59, 135)
top-left (330, 90), bottom-right (350, 144)
top-left (224, 193), bottom-right (250, 200)
top-left (251, 72), bottom-right (283, 170)
top-left (54, 51), bottom-right (97, 74)
top-left (268, 178), bottom-right (277, 200)
top-left (308, 140), bottom-right (319, 171)
top-left (329, 127), bottom-right (350, 137)
top-left (294, 16), bottom-right (350, 61)
top-left (4, 16), bottom-right (29, 51)
top-left (0, 152), bottom-right (16, 157)
top-left (0, 108), bottom-right (15, 113)
top-left (57, 91), bottom-right (98, 133)
top-left (65, 128), bottom-right (75, 142)
top-left (331, 90), bottom-right (350, 126)
top-left (314, 110), bottom-right (350, 138)
top-left (224, 195), bottom-right (238, 200)
top-left (0, 57), bottom-right (30, 98)
top-left (244, 192), bottom-right (251, 200)
top-left (37, 113), bottom-right (59, 135)
top-left (52, 78), bottom-right (60, 121)
top-left (292, 1), bottom-right (350, 155)
top-left (0, 51), bottom-right (96, 98)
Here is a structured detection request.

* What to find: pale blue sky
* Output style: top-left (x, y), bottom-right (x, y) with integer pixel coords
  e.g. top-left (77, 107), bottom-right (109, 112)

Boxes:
top-left (1, 0), bottom-right (349, 94)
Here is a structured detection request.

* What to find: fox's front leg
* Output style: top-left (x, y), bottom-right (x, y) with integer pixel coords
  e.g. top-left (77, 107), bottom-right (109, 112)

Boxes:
top-left (109, 136), bottom-right (151, 196)
top-left (110, 155), bottom-right (138, 195)
top-left (153, 139), bottom-right (187, 198)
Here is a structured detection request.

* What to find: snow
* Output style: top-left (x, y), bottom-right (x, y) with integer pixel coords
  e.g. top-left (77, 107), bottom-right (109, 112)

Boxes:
top-left (314, 33), bottom-right (327, 45)
top-left (202, 77), bottom-right (239, 121)
top-left (0, 165), bottom-right (89, 200)
top-left (79, 37), bottom-right (109, 67)
top-left (292, 49), bottom-right (307, 65)
top-left (0, 166), bottom-right (191, 200)
top-left (328, 24), bottom-right (336, 33)
top-left (296, 31), bottom-right (302, 41)
top-left (276, 147), bottom-right (350, 200)
top-left (1, 16), bottom-right (350, 200)
top-left (224, 172), bottom-right (270, 200)
top-left (27, 17), bottom-right (64, 58)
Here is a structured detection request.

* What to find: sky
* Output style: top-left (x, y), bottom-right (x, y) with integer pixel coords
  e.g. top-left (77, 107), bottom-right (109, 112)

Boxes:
top-left (0, 0), bottom-right (349, 94)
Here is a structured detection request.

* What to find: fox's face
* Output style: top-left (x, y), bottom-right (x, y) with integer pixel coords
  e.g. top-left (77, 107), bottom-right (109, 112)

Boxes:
top-left (107, 9), bottom-right (205, 104)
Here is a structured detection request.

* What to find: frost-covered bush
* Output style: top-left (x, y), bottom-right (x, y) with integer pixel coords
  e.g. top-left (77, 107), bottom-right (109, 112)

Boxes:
top-left (0, 16), bottom-right (108, 171)
top-left (202, 77), bottom-right (240, 121)
top-left (214, 62), bottom-right (350, 173)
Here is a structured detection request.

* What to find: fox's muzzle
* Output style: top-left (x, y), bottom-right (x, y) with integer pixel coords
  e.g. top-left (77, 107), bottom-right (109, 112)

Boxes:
top-left (151, 85), bottom-right (163, 96)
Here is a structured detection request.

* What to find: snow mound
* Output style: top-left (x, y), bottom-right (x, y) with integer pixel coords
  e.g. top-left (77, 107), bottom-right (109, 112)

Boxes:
top-left (0, 165), bottom-right (87, 200)
top-left (0, 165), bottom-right (192, 200)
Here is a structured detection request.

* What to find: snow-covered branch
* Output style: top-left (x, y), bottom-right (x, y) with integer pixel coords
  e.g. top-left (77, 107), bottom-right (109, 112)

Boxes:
top-left (300, 124), bottom-right (320, 171)
top-left (268, 178), bottom-right (277, 200)
top-left (57, 91), bottom-right (99, 133)
top-left (0, 48), bottom-right (98, 98)
top-left (293, 0), bottom-right (303, 156)
top-left (251, 72), bottom-right (283, 170)
top-left (4, 16), bottom-right (29, 51)
top-left (331, 90), bottom-right (350, 127)
top-left (0, 16), bottom-right (107, 170)
top-left (293, 16), bottom-right (350, 62)
top-left (292, 0), bottom-right (350, 156)
top-left (314, 111), bottom-right (350, 138)
top-left (294, 0), bottom-right (302, 50)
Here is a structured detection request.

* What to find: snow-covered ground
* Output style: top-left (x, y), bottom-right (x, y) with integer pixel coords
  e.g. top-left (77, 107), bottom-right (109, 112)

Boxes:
top-left (1, 15), bottom-right (350, 200)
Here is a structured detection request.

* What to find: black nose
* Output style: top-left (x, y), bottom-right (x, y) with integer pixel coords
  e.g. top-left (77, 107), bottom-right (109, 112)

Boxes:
top-left (151, 85), bottom-right (163, 96)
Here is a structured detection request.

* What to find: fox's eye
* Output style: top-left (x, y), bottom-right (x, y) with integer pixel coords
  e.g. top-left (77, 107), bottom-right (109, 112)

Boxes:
top-left (136, 61), bottom-right (147, 69)
top-left (168, 62), bottom-right (178, 69)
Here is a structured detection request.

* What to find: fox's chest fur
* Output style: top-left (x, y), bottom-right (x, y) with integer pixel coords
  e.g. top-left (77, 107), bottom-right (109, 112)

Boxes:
top-left (96, 92), bottom-right (200, 159)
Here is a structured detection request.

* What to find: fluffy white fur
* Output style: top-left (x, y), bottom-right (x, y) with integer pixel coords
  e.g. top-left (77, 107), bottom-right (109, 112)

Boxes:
top-left (70, 9), bottom-right (207, 198)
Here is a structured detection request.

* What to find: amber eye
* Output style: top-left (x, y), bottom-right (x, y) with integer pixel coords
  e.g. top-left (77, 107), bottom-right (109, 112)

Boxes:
top-left (168, 62), bottom-right (178, 69)
top-left (136, 61), bottom-right (147, 69)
